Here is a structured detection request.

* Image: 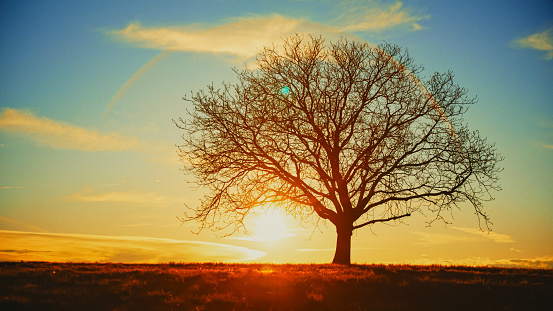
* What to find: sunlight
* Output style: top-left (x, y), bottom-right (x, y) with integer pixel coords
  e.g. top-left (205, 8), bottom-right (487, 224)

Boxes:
top-left (238, 209), bottom-right (294, 243)
top-left (254, 210), bottom-right (292, 241)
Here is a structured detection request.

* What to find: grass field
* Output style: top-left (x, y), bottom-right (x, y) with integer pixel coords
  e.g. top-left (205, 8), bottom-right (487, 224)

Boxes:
top-left (1, 262), bottom-right (552, 310)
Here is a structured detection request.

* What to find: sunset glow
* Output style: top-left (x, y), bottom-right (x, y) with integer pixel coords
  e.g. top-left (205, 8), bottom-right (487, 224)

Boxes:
top-left (251, 210), bottom-right (294, 243)
top-left (0, 0), bottom-right (552, 268)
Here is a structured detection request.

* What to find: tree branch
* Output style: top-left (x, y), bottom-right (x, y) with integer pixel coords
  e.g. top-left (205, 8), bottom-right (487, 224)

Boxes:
top-left (353, 213), bottom-right (412, 230)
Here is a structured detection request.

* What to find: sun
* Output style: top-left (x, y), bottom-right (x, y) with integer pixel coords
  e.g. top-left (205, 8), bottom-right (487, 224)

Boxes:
top-left (248, 209), bottom-right (294, 242)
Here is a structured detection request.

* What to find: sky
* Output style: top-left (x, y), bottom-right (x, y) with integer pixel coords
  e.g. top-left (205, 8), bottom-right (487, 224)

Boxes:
top-left (1, 0), bottom-right (552, 268)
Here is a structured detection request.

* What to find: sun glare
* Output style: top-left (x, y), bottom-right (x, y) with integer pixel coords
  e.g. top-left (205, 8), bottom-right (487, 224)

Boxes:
top-left (247, 209), bottom-right (294, 243)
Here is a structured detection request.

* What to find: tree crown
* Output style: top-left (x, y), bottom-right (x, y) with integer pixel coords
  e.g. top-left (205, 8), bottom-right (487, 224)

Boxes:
top-left (176, 35), bottom-right (502, 237)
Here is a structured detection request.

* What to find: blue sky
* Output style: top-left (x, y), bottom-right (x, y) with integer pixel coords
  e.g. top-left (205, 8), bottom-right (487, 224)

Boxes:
top-left (1, 0), bottom-right (552, 267)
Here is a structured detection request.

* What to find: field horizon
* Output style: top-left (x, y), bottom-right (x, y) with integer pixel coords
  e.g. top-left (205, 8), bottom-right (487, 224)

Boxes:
top-left (1, 261), bottom-right (552, 310)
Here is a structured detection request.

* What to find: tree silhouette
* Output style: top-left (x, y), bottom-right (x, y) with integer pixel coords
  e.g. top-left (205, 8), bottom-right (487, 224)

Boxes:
top-left (176, 35), bottom-right (502, 264)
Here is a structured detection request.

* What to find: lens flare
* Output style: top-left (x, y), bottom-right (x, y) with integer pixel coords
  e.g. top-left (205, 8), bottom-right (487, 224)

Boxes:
top-left (103, 50), bottom-right (172, 119)
top-left (280, 86), bottom-right (291, 96)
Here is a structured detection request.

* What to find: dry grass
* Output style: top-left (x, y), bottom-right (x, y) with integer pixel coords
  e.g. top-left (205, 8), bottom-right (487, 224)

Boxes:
top-left (1, 262), bottom-right (552, 310)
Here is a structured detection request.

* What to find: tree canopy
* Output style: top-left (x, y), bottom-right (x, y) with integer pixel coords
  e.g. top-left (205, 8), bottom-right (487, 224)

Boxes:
top-left (176, 35), bottom-right (502, 264)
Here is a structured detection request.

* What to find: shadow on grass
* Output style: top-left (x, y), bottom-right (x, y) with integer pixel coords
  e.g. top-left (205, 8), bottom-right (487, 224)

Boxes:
top-left (1, 262), bottom-right (552, 310)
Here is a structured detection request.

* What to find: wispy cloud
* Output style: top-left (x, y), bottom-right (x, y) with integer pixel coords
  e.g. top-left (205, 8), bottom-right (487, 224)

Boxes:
top-left (0, 217), bottom-right (46, 233)
top-left (414, 231), bottom-right (472, 245)
top-left (0, 108), bottom-right (139, 152)
top-left (513, 27), bottom-right (553, 60)
top-left (336, 0), bottom-right (429, 32)
top-left (64, 188), bottom-right (182, 208)
top-left (414, 227), bottom-right (515, 246)
top-left (110, 2), bottom-right (428, 60)
top-left (110, 15), bottom-right (305, 60)
top-left (0, 186), bottom-right (29, 189)
top-left (0, 230), bottom-right (266, 263)
top-left (452, 227), bottom-right (515, 244)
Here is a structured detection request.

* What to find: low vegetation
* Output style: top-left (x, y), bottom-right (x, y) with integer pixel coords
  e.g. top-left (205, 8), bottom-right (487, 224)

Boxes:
top-left (1, 262), bottom-right (551, 310)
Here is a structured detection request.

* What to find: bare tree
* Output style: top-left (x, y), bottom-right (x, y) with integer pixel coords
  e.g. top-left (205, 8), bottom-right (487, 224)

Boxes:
top-left (176, 35), bottom-right (502, 264)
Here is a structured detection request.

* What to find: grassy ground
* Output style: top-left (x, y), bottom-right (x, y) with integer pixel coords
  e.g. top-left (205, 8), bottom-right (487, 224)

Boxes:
top-left (1, 262), bottom-right (552, 310)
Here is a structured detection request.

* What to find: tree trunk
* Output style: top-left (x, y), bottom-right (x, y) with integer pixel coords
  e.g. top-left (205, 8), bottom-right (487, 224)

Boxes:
top-left (332, 224), bottom-right (353, 265)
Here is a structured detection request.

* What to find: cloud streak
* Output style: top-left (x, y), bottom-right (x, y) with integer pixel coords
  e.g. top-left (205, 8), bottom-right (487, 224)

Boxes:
top-left (336, 0), bottom-right (429, 32)
top-left (414, 227), bottom-right (515, 246)
top-left (513, 27), bottom-right (553, 60)
top-left (0, 186), bottom-right (29, 189)
top-left (64, 188), bottom-right (182, 208)
top-left (0, 217), bottom-right (46, 233)
top-left (110, 2), bottom-right (427, 60)
top-left (414, 231), bottom-right (472, 245)
top-left (0, 230), bottom-right (266, 263)
top-left (452, 227), bottom-right (515, 244)
top-left (0, 108), bottom-right (139, 152)
top-left (111, 15), bottom-right (304, 60)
